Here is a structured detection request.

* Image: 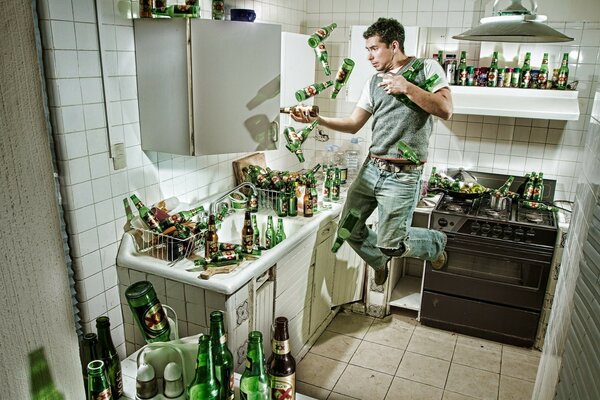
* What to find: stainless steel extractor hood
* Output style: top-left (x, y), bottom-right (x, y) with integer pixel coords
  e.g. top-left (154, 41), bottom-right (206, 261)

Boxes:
top-left (453, 0), bottom-right (573, 43)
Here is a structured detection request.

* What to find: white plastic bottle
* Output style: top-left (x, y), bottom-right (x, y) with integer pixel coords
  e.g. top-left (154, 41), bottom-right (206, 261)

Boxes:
top-left (346, 137), bottom-right (361, 183)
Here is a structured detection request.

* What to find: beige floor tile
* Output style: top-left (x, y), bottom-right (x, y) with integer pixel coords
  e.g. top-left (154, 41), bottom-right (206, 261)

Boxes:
top-left (396, 351), bottom-right (450, 389)
top-left (328, 392), bottom-right (361, 400)
top-left (500, 347), bottom-right (540, 382)
top-left (498, 375), bottom-right (534, 400)
top-left (310, 330), bottom-right (362, 362)
top-left (296, 381), bottom-right (331, 400)
top-left (385, 377), bottom-right (444, 400)
top-left (332, 364), bottom-right (394, 400)
top-left (445, 363), bottom-right (499, 400)
top-left (363, 313), bottom-right (416, 350)
top-left (327, 310), bottom-right (374, 339)
top-left (349, 340), bottom-right (404, 375)
top-left (457, 335), bottom-right (503, 352)
top-left (443, 391), bottom-right (480, 399)
top-left (452, 342), bottom-right (502, 374)
top-left (297, 353), bottom-right (348, 390)
top-left (407, 325), bottom-right (457, 361)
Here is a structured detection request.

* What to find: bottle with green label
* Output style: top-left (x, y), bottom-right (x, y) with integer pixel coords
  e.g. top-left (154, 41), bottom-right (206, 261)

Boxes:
top-left (557, 53), bottom-right (569, 90)
top-left (307, 22), bottom-right (337, 48)
top-left (487, 51), bottom-right (499, 87)
top-left (96, 316), bottom-right (123, 398)
top-left (331, 208), bottom-right (361, 253)
top-left (125, 281), bottom-right (171, 343)
top-left (532, 172), bottom-right (544, 201)
top-left (457, 51), bottom-right (468, 86)
top-left (520, 52), bottom-right (532, 88)
top-left (275, 218), bottom-right (286, 245)
top-left (29, 348), bottom-right (65, 400)
top-left (87, 360), bottom-right (113, 400)
top-left (265, 215), bottom-right (276, 249)
top-left (210, 311), bottom-right (234, 400)
top-left (251, 214), bottom-right (260, 248)
top-left (397, 73), bottom-right (440, 111)
top-left (331, 58), bottom-right (355, 99)
top-left (538, 53), bottom-right (549, 89)
top-left (437, 50), bottom-right (444, 66)
top-left (295, 80), bottom-right (334, 102)
top-left (239, 331), bottom-right (269, 400)
top-left (314, 43), bottom-right (331, 75)
top-left (130, 194), bottom-right (162, 233)
top-left (187, 335), bottom-right (220, 400)
top-left (212, 0), bottom-right (224, 20)
top-left (167, 4), bottom-right (199, 17)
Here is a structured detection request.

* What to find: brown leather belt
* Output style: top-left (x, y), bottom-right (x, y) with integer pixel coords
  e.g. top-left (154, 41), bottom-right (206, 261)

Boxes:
top-left (369, 155), bottom-right (423, 173)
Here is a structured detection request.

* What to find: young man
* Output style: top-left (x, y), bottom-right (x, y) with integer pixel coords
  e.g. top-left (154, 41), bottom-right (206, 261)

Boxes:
top-left (293, 18), bottom-right (452, 285)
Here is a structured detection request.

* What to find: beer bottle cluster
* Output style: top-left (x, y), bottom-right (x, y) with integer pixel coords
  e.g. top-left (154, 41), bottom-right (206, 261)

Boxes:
top-left (140, 0), bottom-right (200, 18)
top-left (438, 50), bottom-right (572, 90)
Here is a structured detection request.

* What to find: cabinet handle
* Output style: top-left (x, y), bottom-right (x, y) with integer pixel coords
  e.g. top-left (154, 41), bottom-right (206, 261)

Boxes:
top-left (270, 120), bottom-right (279, 143)
top-left (321, 227), bottom-right (331, 236)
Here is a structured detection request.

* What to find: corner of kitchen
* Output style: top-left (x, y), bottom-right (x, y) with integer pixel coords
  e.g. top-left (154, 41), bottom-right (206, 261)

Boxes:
top-left (3, 0), bottom-right (600, 399)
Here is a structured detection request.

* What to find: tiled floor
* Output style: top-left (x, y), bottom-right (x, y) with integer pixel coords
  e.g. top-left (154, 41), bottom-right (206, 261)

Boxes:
top-left (296, 309), bottom-right (540, 400)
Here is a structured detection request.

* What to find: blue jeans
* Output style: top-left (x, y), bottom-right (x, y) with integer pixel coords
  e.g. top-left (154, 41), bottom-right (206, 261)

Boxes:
top-left (340, 158), bottom-right (447, 271)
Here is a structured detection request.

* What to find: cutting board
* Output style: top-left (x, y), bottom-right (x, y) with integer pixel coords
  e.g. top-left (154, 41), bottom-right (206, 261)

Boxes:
top-left (232, 152), bottom-right (266, 185)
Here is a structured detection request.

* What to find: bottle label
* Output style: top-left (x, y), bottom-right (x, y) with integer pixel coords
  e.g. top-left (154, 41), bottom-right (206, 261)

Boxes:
top-left (272, 339), bottom-right (290, 355)
top-left (114, 371), bottom-right (123, 396)
top-left (270, 373), bottom-right (296, 400)
top-left (90, 388), bottom-right (112, 400)
top-left (133, 298), bottom-right (169, 338)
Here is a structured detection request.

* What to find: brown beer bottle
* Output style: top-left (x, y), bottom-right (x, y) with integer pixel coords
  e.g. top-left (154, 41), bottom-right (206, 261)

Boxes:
top-left (205, 214), bottom-right (219, 259)
top-left (303, 182), bottom-right (313, 217)
top-left (241, 211), bottom-right (254, 254)
top-left (267, 317), bottom-right (296, 400)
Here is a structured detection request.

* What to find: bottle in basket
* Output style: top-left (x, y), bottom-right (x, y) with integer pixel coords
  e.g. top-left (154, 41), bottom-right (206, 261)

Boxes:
top-left (210, 311), bottom-right (235, 400)
top-left (267, 317), bottom-right (296, 400)
top-left (87, 360), bottom-right (113, 400)
top-left (96, 316), bottom-right (123, 398)
top-left (130, 194), bottom-right (163, 233)
top-left (187, 335), bottom-right (220, 400)
top-left (248, 191), bottom-right (259, 213)
top-left (125, 281), bottom-right (171, 343)
top-left (242, 211), bottom-right (254, 254)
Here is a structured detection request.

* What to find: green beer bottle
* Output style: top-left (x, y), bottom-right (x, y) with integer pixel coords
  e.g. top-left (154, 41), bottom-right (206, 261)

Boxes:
top-left (212, 0), bottom-right (225, 20)
top-left (125, 281), bottom-right (171, 343)
top-left (314, 43), bottom-right (332, 75)
top-left (495, 176), bottom-right (515, 197)
top-left (397, 141), bottom-right (421, 165)
top-left (437, 50), bottom-right (444, 66)
top-left (130, 194), bottom-right (162, 233)
top-left (87, 360), bottom-right (113, 400)
top-left (428, 166), bottom-right (439, 189)
top-left (557, 53), bottom-right (569, 90)
top-left (280, 105), bottom-right (319, 118)
top-left (538, 53), bottom-right (549, 89)
top-left (96, 316), bottom-right (123, 398)
top-left (304, 181), bottom-right (314, 217)
top-left (240, 331), bottom-right (269, 400)
top-left (331, 208), bottom-right (360, 253)
top-left (522, 200), bottom-right (558, 212)
top-left (29, 348), bottom-right (65, 400)
top-left (242, 211), bottom-right (255, 254)
top-left (310, 177), bottom-right (319, 213)
top-left (487, 51), bottom-right (499, 87)
top-left (252, 214), bottom-right (261, 248)
top-left (308, 22), bottom-right (337, 48)
top-left (81, 333), bottom-right (98, 396)
top-left (402, 58), bottom-right (424, 82)
top-left (122, 198), bottom-right (134, 231)
top-left (187, 335), bottom-right (220, 400)
top-left (275, 218), bottom-right (286, 245)
top-left (532, 172), bottom-right (544, 201)
top-left (295, 80), bottom-right (334, 102)
top-left (210, 311), bottom-right (235, 400)
top-left (288, 183), bottom-right (298, 217)
top-left (457, 51), bottom-right (467, 86)
top-left (160, 206), bottom-right (205, 230)
top-left (267, 317), bottom-right (296, 400)
top-left (331, 58), bottom-right (355, 99)
top-left (520, 52), bottom-right (532, 88)
top-left (397, 73), bottom-right (441, 111)
top-left (265, 215), bottom-right (276, 249)
top-left (167, 4), bottom-right (199, 18)
top-left (331, 167), bottom-right (341, 201)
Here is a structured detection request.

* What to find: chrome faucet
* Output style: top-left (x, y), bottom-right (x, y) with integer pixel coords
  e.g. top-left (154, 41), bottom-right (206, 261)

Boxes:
top-left (209, 182), bottom-right (257, 215)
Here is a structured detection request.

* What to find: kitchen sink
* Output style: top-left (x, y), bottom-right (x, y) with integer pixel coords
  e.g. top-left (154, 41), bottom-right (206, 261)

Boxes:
top-left (217, 211), bottom-right (305, 245)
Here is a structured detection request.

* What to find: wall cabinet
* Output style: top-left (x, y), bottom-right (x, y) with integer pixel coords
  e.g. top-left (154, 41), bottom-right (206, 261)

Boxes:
top-left (134, 19), bottom-right (281, 156)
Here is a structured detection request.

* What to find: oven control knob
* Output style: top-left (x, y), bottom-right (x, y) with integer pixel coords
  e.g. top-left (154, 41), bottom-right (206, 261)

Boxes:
top-left (471, 222), bottom-right (480, 233)
top-left (526, 229), bottom-right (536, 241)
top-left (492, 225), bottom-right (503, 236)
top-left (438, 218), bottom-right (448, 227)
top-left (481, 224), bottom-right (491, 234)
top-left (503, 226), bottom-right (513, 238)
top-left (514, 228), bottom-right (525, 241)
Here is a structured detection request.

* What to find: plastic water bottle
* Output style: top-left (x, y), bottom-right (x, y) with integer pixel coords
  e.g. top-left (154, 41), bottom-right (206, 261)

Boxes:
top-left (346, 137), bottom-right (361, 183)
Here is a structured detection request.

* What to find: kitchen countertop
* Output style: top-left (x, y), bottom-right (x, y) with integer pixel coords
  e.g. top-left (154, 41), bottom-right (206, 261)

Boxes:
top-left (117, 202), bottom-right (343, 295)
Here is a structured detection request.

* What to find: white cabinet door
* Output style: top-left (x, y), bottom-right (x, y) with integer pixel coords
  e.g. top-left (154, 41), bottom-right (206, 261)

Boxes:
top-left (332, 241), bottom-right (365, 307)
top-left (310, 222), bottom-right (335, 337)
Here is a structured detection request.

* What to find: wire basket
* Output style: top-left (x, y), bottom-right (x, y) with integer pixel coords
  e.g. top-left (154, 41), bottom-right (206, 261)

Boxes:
top-left (256, 188), bottom-right (287, 211)
top-left (134, 229), bottom-right (204, 264)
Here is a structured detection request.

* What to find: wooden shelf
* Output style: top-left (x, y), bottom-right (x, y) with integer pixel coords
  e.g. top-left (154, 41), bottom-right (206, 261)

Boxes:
top-left (451, 86), bottom-right (580, 121)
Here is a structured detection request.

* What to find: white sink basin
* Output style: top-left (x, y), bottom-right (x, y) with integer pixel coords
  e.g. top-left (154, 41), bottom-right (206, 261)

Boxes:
top-left (217, 211), bottom-right (305, 246)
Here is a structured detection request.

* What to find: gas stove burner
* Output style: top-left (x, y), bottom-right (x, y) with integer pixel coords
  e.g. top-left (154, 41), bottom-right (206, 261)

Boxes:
top-left (446, 204), bottom-right (464, 213)
top-left (485, 210), bottom-right (500, 218)
top-left (525, 212), bottom-right (543, 223)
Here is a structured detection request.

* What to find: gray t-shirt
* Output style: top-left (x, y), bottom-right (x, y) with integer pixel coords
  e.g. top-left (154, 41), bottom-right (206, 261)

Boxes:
top-left (357, 58), bottom-right (449, 161)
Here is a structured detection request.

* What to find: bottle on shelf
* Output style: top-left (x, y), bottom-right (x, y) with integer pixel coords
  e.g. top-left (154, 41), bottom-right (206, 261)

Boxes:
top-left (466, 66), bottom-right (476, 86)
top-left (239, 331), bottom-right (269, 400)
top-left (487, 51), bottom-right (499, 87)
top-left (557, 53), bottom-right (569, 90)
top-left (314, 43), bottom-right (332, 76)
top-left (307, 22), bottom-right (337, 48)
top-left (510, 67), bottom-right (521, 88)
top-left (436, 50), bottom-right (444, 66)
top-left (187, 335), bottom-right (220, 400)
top-left (125, 280), bottom-right (171, 343)
top-left (444, 54), bottom-right (457, 85)
top-left (29, 348), bottom-right (65, 400)
top-left (331, 208), bottom-right (361, 253)
top-left (457, 51), bottom-right (468, 86)
top-left (520, 52), bottom-right (532, 88)
top-left (538, 53), bottom-right (549, 89)
top-left (280, 105), bottom-right (319, 118)
top-left (205, 214), bottom-right (219, 259)
top-left (295, 80), bottom-right (334, 102)
top-left (212, 0), bottom-right (225, 20)
top-left (210, 311), bottom-right (235, 400)
top-left (331, 58), bottom-right (355, 99)
top-left (323, 167), bottom-right (333, 201)
top-left (87, 360), bottom-right (113, 400)
top-left (96, 316), bottom-right (123, 398)
top-left (242, 211), bottom-right (254, 254)
top-left (267, 317), bottom-right (297, 400)
top-left (80, 333), bottom-right (98, 396)
top-left (130, 194), bottom-right (163, 233)
top-left (265, 215), bottom-right (276, 249)
top-left (275, 217), bottom-right (287, 245)
top-left (167, 4), bottom-right (199, 18)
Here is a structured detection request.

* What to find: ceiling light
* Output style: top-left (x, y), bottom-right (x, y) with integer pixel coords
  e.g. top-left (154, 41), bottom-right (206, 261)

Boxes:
top-left (453, 0), bottom-right (573, 43)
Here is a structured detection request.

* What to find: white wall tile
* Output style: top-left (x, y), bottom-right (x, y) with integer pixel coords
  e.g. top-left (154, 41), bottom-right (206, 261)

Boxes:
top-left (66, 204), bottom-right (97, 234)
top-left (78, 50), bottom-right (102, 77)
top-left (70, 228), bottom-right (99, 257)
top-left (115, 25), bottom-right (135, 51)
top-left (74, 251), bottom-right (103, 280)
top-left (80, 77), bottom-right (104, 104)
top-left (75, 22), bottom-right (99, 50)
top-left (47, 0), bottom-right (73, 20)
top-left (95, 199), bottom-right (115, 226)
top-left (110, 171), bottom-right (129, 196)
top-left (54, 50), bottom-right (79, 78)
top-left (97, 221), bottom-right (117, 248)
top-left (73, 0), bottom-right (96, 23)
top-left (78, 293), bottom-right (108, 323)
top-left (87, 128), bottom-right (109, 154)
top-left (51, 20), bottom-right (76, 49)
top-left (84, 103), bottom-right (107, 130)
top-left (65, 156), bottom-right (91, 185)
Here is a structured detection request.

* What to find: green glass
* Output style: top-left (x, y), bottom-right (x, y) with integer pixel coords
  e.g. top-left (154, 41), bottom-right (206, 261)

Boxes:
top-left (96, 316), bottom-right (123, 398)
top-left (314, 43), bottom-right (331, 75)
top-left (495, 176), bottom-right (515, 197)
top-left (265, 215), bottom-right (276, 249)
top-left (331, 58), bottom-right (355, 99)
top-left (130, 194), bottom-right (162, 233)
top-left (284, 120), bottom-right (319, 162)
top-left (29, 348), bottom-right (65, 400)
top-left (310, 178), bottom-right (319, 213)
top-left (522, 172), bottom-right (536, 200)
top-left (457, 51), bottom-right (467, 86)
top-left (437, 50), bottom-right (444, 66)
top-left (323, 168), bottom-right (333, 200)
top-left (187, 335), bottom-right (220, 400)
top-left (397, 73), bottom-right (441, 112)
top-left (295, 80), bottom-right (334, 102)
top-left (275, 218), bottom-right (286, 245)
top-left (122, 198), bottom-right (134, 230)
top-left (240, 331), bottom-right (269, 400)
top-left (331, 208), bottom-right (360, 253)
top-left (532, 172), bottom-right (544, 201)
top-left (331, 167), bottom-right (341, 201)
top-left (522, 200), bottom-right (558, 212)
top-left (80, 333), bottom-right (98, 396)
top-left (210, 311), bottom-right (235, 400)
top-left (212, 0), bottom-right (224, 20)
top-left (167, 4), bottom-right (199, 17)
top-left (304, 182), bottom-right (314, 217)
top-left (161, 206), bottom-right (205, 230)
top-left (87, 360), bottom-right (113, 400)
top-left (487, 51), bottom-right (499, 87)
top-left (125, 281), bottom-right (171, 343)
top-left (538, 53), bottom-right (549, 89)
top-left (402, 58), bottom-right (424, 82)
top-left (557, 53), bottom-right (569, 90)
top-left (288, 184), bottom-right (298, 217)
top-left (428, 166), bottom-right (438, 188)
top-left (520, 52), bottom-right (532, 88)
top-left (396, 140), bottom-right (421, 165)
top-left (307, 22), bottom-right (337, 48)
top-left (251, 214), bottom-right (260, 247)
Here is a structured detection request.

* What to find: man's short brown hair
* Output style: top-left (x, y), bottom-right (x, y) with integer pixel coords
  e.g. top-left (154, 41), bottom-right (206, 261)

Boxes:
top-left (363, 17), bottom-right (405, 53)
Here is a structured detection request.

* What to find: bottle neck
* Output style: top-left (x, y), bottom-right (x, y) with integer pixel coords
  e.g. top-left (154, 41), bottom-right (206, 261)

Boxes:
top-left (194, 340), bottom-right (217, 383)
top-left (96, 325), bottom-right (114, 349)
top-left (210, 321), bottom-right (227, 349)
top-left (246, 343), bottom-right (265, 375)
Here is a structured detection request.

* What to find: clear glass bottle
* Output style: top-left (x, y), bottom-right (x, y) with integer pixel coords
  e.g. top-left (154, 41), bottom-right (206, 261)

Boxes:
top-left (345, 138), bottom-right (361, 184)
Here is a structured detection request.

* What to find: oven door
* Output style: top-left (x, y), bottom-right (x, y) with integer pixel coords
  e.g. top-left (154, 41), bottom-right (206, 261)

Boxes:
top-left (424, 233), bottom-right (552, 311)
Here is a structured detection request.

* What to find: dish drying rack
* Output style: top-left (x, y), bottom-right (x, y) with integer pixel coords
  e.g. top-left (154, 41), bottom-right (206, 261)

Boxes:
top-left (133, 228), bottom-right (205, 265)
top-left (256, 188), bottom-right (287, 211)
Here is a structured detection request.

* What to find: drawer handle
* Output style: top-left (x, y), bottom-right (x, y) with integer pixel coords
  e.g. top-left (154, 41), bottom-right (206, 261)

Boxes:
top-left (321, 227), bottom-right (331, 236)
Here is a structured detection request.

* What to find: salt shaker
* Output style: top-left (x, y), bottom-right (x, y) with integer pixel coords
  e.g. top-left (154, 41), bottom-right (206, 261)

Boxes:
top-left (136, 363), bottom-right (158, 399)
top-left (163, 362), bottom-right (185, 399)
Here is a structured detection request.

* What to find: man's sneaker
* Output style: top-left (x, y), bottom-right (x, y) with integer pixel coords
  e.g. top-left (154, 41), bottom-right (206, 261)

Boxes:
top-left (374, 260), bottom-right (390, 286)
top-left (431, 251), bottom-right (447, 270)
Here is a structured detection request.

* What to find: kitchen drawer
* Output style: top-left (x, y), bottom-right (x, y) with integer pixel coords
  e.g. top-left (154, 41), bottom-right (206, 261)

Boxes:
top-left (316, 221), bottom-right (335, 245)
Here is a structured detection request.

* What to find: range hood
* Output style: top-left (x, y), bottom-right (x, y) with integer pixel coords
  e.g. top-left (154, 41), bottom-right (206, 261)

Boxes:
top-left (453, 0), bottom-right (573, 43)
